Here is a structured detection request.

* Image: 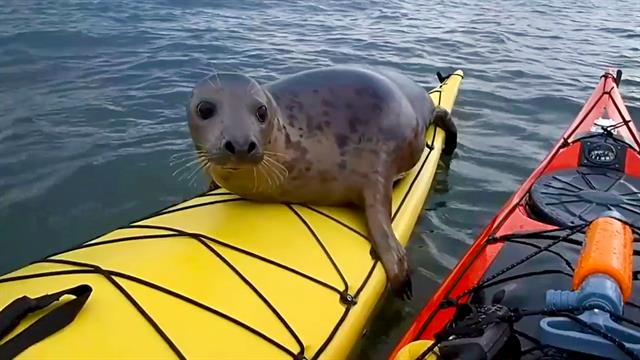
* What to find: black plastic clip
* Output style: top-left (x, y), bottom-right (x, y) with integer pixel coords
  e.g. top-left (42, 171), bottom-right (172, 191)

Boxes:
top-left (340, 292), bottom-right (357, 306)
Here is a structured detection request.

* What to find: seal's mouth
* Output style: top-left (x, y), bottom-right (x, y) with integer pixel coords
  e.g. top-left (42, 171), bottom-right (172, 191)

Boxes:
top-left (204, 150), bottom-right (290, 191)
top-left (208, 156), bottom-right (260, 172)
top-left (208, 152), bottom-right (264, 169)
top-left (220, 166), bottom-right (242, 171)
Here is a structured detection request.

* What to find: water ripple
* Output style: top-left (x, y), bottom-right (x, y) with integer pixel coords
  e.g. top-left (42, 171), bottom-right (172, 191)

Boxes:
top-left (1, 0), bottom-right (640, 357)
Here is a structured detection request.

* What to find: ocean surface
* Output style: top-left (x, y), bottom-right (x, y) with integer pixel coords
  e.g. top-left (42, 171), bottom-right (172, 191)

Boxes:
top-left (1, 0), bottom-right (639, 358)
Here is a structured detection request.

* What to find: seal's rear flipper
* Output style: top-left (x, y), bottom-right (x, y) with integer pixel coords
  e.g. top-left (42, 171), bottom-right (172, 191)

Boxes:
top-left (432, 106), bottom-right (457, 156)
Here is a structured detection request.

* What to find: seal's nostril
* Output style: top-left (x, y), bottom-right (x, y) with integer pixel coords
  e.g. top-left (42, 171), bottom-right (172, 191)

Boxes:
top-left (223, 140), bottom-right (236, 154)
top-left (247, 141), bottom-right (257, 154)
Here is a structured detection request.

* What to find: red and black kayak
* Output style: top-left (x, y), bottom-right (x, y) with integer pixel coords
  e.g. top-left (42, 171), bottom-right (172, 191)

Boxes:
top-left (390, 69), bottom-right (640, 360)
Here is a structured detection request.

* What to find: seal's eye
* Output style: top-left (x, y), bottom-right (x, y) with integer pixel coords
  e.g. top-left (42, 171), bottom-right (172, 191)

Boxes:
top-left (196, 101), bottom-right (216, 120)
top-left (256, 105), bottom-right (268, 123)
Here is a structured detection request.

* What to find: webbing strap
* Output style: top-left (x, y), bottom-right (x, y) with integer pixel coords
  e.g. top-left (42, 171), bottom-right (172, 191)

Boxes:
top-left (0, 284), bottom-right (92, 359)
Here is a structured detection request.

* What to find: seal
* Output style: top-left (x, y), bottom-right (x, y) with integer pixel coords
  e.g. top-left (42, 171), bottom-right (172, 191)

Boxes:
top-left (186, 65), bottom-right (457, 299)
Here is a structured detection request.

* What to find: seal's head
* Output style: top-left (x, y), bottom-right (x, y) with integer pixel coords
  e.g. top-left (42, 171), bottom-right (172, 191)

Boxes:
top-left (187, 72), bottom-right (279, 170)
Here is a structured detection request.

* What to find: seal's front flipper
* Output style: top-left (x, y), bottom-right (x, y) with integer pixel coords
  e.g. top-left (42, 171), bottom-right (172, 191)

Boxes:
top-left (432, 106), bottom-right (457, 156)
top-left (362, 171), bottom-right (413, 300)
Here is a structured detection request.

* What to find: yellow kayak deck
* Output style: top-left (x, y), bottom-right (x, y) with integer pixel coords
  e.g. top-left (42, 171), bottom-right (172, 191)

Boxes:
top-left (0, 70), bottom-right (463, 359)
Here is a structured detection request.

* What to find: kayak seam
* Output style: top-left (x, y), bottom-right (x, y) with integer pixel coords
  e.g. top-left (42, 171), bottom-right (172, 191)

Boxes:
top-left (0, 269), bottom-right (96, 284)
top-left (121, 190), bottom-right (236, 228)
top-left (35, 233), bottom-right (181, 260)
top-left (155, 198), bottom-right (245, 217)
top-left (194, 191), bottom-right (236, 198)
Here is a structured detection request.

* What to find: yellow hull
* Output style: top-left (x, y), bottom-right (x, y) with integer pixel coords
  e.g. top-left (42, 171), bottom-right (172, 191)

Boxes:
top-left (0, 70), bottom-right (463, 359)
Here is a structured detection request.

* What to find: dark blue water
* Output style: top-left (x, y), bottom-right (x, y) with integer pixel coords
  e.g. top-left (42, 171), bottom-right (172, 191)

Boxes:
top-left (1, 0), bottom-right (639, 357)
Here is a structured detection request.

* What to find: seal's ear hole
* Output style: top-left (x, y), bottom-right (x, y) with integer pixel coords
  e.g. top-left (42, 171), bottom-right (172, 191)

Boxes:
top-left (256, 105), bottom-right (268, 123)
top-left (197, 101), bottom-right (216, 120)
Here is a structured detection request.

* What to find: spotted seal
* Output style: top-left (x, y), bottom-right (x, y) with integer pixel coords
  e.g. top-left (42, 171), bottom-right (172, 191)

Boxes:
top-left (186, 65), bottom-right (457, 299)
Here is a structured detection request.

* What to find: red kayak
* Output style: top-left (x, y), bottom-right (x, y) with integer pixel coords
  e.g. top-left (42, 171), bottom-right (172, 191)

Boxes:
top-left (390, 69), bottom-right (640, 360)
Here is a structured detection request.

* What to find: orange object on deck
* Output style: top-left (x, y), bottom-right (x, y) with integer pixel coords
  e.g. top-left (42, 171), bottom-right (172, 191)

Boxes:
top-left (573, 217), bottom-right (634, 300)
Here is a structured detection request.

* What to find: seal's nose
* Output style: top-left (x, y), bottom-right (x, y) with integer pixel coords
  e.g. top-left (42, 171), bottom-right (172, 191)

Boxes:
top-left (223, 140), bottom-right (236, 154)
top-left (222, 139), bottom-right (259, 157)
top-left (247, 141), bottom-right (257, 154)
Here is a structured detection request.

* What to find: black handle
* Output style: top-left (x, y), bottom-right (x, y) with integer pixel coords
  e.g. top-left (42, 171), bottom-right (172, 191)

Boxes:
top-left (0, 284), bottom-right (92, 359)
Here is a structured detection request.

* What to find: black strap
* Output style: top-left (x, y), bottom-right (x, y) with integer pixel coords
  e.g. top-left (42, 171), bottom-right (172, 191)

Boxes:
top-left (436, 71), bottom-right (450, 83)
top-left (0, 284), bottom-right (92, 359)
top-left (615, 69), bottom-right (623, 87)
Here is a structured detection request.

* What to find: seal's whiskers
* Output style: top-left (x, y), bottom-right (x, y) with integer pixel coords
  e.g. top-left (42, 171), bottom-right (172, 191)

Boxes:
top-left (169, 151), bottom-right (197, 159)
top-left (263, 151), bottom-right (290, 160)
top-left (261, 161), bottom-right (282, 187)
top-left (247, 81), bottom-right (259, 97)
top-left (252, 167), bottom-right (258, 192)
top-left (203, 151), bottom-right (226, 164)
top-left (206, 78), bottom-right (217, 91)
top-left (257, 162), bottom-right (274, 190)
top-left (181, 157), bottom-right (207, 183)
top-left (169, 150), bottom-right (208, 166)
top-left (211, 66), bottom-right (222, 87)
top-left (188, 154), bottom-right (211, 188)
top-left (262, 156), bottom-right (288, 186)
top-left (263, 156), bottom-right (288, 177)
top-left (188, 162), bottom-right (207, 188)
top-left (171, 156), bottom-right (203, 177)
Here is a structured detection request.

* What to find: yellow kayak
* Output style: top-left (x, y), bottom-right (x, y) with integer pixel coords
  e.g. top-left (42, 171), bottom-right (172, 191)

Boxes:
top-left (0, 70), bottom-right (463, 359)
